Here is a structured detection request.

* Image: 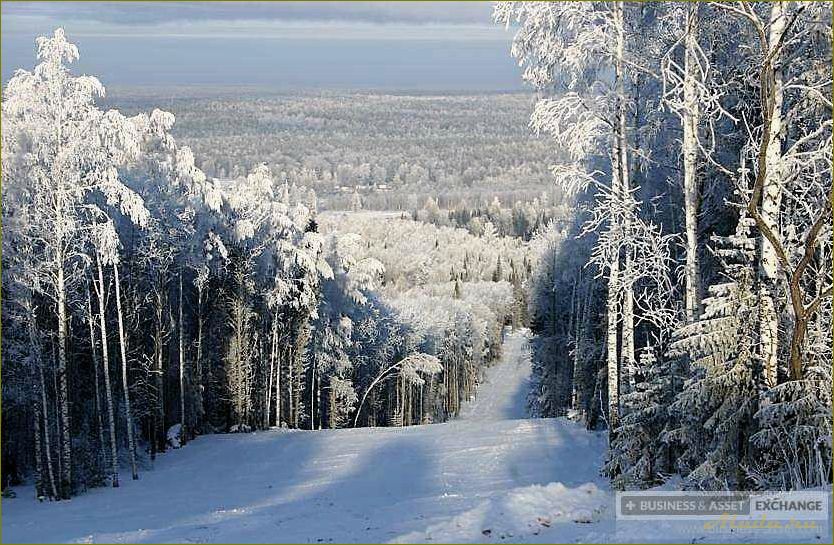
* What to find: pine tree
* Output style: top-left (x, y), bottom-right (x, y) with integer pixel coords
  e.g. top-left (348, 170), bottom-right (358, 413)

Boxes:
top-left (605, 345), bottom-right (683, 489)
top-left (666, 215), bottom-right (759, 489)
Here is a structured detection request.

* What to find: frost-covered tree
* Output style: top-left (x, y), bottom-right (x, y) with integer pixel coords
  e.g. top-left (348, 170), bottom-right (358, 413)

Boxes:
top-left (660, 2), bottom-right (735, 323)
top-left (353, 352), bottom-right (442, 427)
top-left (604, 345), bottom-right (679, 489)
top-left (666, 216), bottom-right (759, 489)
top-left (2, 28), bottom-right (149, 497)
top-left (1, 27), bottom-right (536, 499)
top-left (496, 1), bottom-right (646, 433)
top-left (497, 1), bottom-right (831, 491)
top-left (717, 1), bottom-right (832, 385)
top-left (312, 232), bottom-right (384, 428)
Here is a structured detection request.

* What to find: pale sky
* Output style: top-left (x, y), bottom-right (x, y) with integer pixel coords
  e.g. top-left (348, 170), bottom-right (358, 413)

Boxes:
top-left (1, 1), bottom-right (524, 91)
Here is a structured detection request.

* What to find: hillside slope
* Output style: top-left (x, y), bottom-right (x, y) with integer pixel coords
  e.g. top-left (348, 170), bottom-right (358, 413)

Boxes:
top-left (4, 330), bottom-right (824, 544)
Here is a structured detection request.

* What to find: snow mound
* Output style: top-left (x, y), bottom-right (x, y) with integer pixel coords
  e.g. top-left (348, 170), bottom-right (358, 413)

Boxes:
top-left (166, 424), bottom-right (182, 449)
top-left (229, 423), bottom-right (251, 433)
top-left (392, 481), bottom-right (608, 543)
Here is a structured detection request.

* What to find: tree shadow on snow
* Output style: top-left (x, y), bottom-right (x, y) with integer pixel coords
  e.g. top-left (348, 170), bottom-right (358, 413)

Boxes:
top-left (3, 429), bottom-right (325, 544)
top-left (79, 429), bottom-right (440, 544)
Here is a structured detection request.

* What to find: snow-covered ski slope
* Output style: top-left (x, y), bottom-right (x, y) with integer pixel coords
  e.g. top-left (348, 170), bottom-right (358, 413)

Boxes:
top-left (2, 330), bottom-right (829, 544)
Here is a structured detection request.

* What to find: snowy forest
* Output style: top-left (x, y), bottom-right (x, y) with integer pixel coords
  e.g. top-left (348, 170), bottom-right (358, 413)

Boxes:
top-left (108, 91), bottom-right (559, 212)
top-left (506, 0), bottom-right (833, 491)
top-left (1, 1), bottom-right (832, 543)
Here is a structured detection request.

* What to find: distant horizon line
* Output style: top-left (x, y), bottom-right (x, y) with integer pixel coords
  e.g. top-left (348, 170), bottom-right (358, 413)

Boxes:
top-left (94, 84), bottom-right (534, 99)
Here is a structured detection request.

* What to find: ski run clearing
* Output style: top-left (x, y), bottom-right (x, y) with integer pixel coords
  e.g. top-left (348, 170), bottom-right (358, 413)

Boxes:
top-left (2, 330), bottom-right (830, 544)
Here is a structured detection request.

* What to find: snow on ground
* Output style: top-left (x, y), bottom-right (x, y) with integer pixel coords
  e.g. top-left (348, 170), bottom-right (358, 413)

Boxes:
top-left (457, 328), bottom-right (532, 422)
top-left (2, 329), bottom-right (830, 544)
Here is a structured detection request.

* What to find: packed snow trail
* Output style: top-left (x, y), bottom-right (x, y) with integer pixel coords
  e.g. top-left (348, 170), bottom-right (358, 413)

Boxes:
top-left (457, 329), bottom-right (532, 422)
top-left (2, 330), bottom-right (828, 544)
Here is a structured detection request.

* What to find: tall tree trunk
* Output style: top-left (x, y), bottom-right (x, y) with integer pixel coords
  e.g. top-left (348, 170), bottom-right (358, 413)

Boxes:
top-left (265, 324), bottom-right (274, 429)
top-left (51, 348), bottom-right (62, 487)
top-left (621, 265), bottom-right (635, 393)
top-left (33, 377), bottom-right (46, 500)
top-left (614, 0), bottom-right (635, 394)
top-left (113, 262), bottom-right (139, 480)
top-left (195, 285), bottom-right (204, 434)
top-left (605, 0), bottom-right (629, 437)
top-left (310, 361), bottom-right (317, 431)
top-left (153, 288), bottom-right (166, 454)
top-left (760, 1), bottom-right (786, 387)
top-left (95, 256), bottom-right (120, 487)
top-left (571, 277), bottom-right (584, 412)
top-left (178, 273), bottom-right (187, 445)
top-left (85, 284), bottom-right (106, 472)
top-left (38, 355), bottom-right (60, 500)
top-left (395, 373), bottom-right (402, 426)
top-left (31, 315), bottom-right (59, 500)
top-left (288, 343), bottom-right (295, 428)
top-left (328, 377), bottom-right (336, 429)
top-left (605, 259), bottom-right (620, 436)
top-left (682, 3), bottom-right (702, 323)
top-left (418, 383), bottom-right (424, 424)
top-left (33, 367), bottom-right (45, 500)
top-left (232, 297), bottom-right (245, 428)
top-left (55, 255), bottom-right (72, 499)
top-left (273, 318), bottom-right (281, 427)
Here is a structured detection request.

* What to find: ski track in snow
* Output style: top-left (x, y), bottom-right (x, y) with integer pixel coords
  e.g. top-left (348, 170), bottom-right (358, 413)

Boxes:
top-left (2, 329), bottom-right (830, 544)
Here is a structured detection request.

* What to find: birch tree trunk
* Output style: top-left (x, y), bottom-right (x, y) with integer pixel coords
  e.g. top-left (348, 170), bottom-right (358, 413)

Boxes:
top-left (682, 3), bottom-right (702, 323)
top-left (85, 284), bottom-right (106, 471)
top-left (310, 361), bottom-right (317, 431)
top-left (39, 358), bottom-right (60, 499)
top-left (113, 262), bottom-right (139, 480)
top-left (55, 250), bottom-right (72, 499)
top-left (265, 319), bottom-right (275, 429)
top-left (605, 0), bottom-right (630, 435)
top-left (153, 289), bottom-right (166, 454)
top-left (33, 377), bottom-right (46, 500)
top-left (195, 284), bottom-right (204, 433)
top-left (328, 377), bottom-right (336, 429)
top-left (178, 273), bottom-right (187, 444)
top-left (31, 316), bottom-right (59, 500)
top-left (33, 371), bottom-right (45, 500)
top-left (273, 319), bottom-right (281, 427)
top-left (288, 344), bottom-right (295, 428)
top-left (95, 255), bottom-right (120, 487)
top-left (52, 348), bottom-right (62, 487)
top-left (760, 1), bottom-right (786, 387)
top-left (614, 1), bottom-right (636, 393)
top-left (605, 259), bottom-right (620, 435)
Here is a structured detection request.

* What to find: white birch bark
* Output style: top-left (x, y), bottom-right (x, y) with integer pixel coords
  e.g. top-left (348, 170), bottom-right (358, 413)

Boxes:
top-left (113, 262), bottom-right (139, 480)
top-left (85, 284), bottom-right (106, 470)
top-left (178, 273), bottom-right (187, 444)
top-left (615, 1), bottom-right (636, 391)
top-left (55, 244), bottom-right (72, 498)
top-left (605, 0), bottom-right (630, 434)
top-left (273, 320), bottom-right (281, 427)
top-left (95, 255), bottom-right (120, 487)
top-left (265, 321), bottom-right (275, 429)
top-left (606, 258), bottom-right (620, 434)
top-left (31, 316), bottom-right (59, 500)
top-left (682, 4), bottom-right (702, 324)
top-left (195, 284), bottom-right (204, 433)
top-left (760, 1), bottom-right (786, 387)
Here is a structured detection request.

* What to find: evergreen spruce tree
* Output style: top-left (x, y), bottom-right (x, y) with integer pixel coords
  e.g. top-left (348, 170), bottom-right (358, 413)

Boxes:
top-left (666, 215), bottom-right (759, 489)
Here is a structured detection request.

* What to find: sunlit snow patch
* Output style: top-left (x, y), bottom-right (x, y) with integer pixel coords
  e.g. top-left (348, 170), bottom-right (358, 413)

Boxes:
top-left (392, 481), bottom-right (607, 543)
